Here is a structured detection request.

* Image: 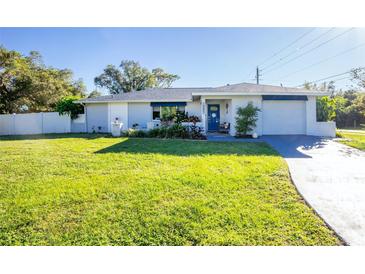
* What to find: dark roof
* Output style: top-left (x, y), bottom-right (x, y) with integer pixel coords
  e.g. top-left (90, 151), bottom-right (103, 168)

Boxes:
top-left (77, 82), bottom-right (328, 103)
top-left (196, 82), bottom-right (326, 95)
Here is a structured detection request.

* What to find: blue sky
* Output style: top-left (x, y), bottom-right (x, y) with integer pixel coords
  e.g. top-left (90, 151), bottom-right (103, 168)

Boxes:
top-left (1, 27), bottom-right (365, 94)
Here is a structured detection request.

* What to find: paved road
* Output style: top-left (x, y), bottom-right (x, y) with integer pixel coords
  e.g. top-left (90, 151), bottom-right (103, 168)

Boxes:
top-left (262, 135), bottom-right (365, 246)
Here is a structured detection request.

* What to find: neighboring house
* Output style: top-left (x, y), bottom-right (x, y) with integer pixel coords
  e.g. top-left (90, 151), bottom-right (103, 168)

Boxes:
top-left (76, 82), bottom-right (335, 137)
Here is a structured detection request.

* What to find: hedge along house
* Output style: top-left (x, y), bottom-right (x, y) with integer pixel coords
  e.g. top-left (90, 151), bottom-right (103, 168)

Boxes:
top-left (76, 82), bottom-right (336, 137)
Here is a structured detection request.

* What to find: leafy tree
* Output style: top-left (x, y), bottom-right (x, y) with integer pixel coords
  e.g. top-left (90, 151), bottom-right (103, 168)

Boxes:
top-left (316, 96), bottom-right (337, 121)
top-left (235, 102), bottom-right (260, 137)
top-left (55, 96), bottom-right (84, 119)
top-left (0, 46), bottom-right (86, 114)
top-left (88, 90), bottom-right (102, 98)
top-left (350, 67), bottom-right (365, 89)
top-left (94, 60), bottom-right (180, 94)
top-left (303, 77), bottom-right (365, 127)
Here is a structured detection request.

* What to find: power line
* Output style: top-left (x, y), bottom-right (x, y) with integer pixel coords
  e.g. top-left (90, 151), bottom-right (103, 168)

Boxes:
top-left (295, 68), bottom-right (362, 87)
top-left (246, 28), bottom-right (315, 81)
top-left (264, 28), bottom-right (355, 75)
top-left (262, 28), bottom-right (334, 71)
top-left (273, 43), bottom-right (365, 82)
top-left (257, 28), bottom-right (316, 67)
top-left (330, 76), bottom-right (352, 83)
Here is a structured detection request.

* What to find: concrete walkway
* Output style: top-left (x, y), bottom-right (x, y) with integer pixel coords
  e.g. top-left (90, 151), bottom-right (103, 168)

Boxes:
top-left (262, 135), bottom-right (365, 245)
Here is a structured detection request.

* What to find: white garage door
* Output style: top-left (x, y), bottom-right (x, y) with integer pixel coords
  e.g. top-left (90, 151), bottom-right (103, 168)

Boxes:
top-left (262, 100), bottom-right (306, 135)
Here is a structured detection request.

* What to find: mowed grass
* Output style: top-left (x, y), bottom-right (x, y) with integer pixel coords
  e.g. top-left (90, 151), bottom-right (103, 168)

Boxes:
top-left (0, 134), bottom-right (340, 246)
top-left (337, 130), bottom-right (365, 151)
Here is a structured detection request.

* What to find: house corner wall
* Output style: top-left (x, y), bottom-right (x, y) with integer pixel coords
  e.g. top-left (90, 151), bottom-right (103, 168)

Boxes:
top-left (85, 103), bottom-right (109, 133)
top-left (305, 96), bottom-right (336, 137)
top-left (306, 96), bottom-right (317, 135)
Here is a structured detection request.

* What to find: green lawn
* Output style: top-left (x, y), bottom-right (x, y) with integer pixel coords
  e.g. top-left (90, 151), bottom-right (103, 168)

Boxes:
top-left (0, 134), bottom-right (340, 246)
top-left (337, 130), bottom-right (365, 151)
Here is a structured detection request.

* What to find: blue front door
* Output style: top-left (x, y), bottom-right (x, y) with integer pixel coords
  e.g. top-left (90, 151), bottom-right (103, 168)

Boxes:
top-left (207, 104), bottom-right (220, 131)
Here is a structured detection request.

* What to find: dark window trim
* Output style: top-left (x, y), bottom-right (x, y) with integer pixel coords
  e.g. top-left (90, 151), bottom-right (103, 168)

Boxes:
top-left (150, 102), bottom-right (187, 107)
top-left (262, 95), bottom-right (308, 101)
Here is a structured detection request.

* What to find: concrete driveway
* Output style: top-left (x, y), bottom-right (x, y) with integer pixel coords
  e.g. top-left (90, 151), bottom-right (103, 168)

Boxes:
top-left (262, 135), bottom-right (365, 245)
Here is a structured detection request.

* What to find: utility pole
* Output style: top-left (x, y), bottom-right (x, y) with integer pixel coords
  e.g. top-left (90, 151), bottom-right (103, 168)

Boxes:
top-left (255, 66), bottom-right (262, 85)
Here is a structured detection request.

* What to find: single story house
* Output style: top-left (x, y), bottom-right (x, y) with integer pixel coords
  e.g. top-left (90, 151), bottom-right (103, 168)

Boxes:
top-left (76, 82), bottom-right (336, 137)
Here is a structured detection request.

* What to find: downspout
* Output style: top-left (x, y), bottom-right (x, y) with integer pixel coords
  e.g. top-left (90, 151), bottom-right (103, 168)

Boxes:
top-left (83, 103), bottom-right (88, 133)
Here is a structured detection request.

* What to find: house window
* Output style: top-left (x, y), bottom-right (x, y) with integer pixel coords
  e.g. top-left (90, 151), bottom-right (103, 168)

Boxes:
top-left (152, 106), bottom-right (160, 120)
top-left (152, 105), bottom-right (186, 120)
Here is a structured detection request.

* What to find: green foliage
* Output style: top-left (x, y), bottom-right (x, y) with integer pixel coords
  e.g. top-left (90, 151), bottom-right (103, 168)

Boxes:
top-left (125, 123), bottom-right (203, 140)
top-left (189, 123), bottom-right (204, 139)
top-left (330, 92), bottom-right (365, 128)
top-left (316, 96), bottom-right (336, 121)
top-left (147, 127), bottom-right (162, 138)
top-left (174, 110), bottom-right (188, 124)
top-left (183, 115), bottom-right (201, 124)
top-left (122, 128), bottom-right (147, 138)
top-left (88, 90), bottom-right (102, 98)
top-left (303, 74), bottom-right (365, 128)
top-left (55, 96), bottom-right (84, 119)
top-left (94, 60), bottom-right (180, 94)
top-left (350, 67), bottom-right (365, 89)
top-left (337, 131), bottom-right (365, 151)
top-left (166, 124), bottom-right (190, 139)
top-left (0, 46), bottom-right (86, 114)
top-left (235, 102), bottom-right (260, 136)
top-left (0, 135), bottom-right (340, 245)
top-left (160, 107), bottom-right (177, 123)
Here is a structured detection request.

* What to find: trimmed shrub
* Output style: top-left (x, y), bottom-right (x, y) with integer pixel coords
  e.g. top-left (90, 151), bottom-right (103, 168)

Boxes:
top-left (167, 124), bottom-right (189, 139)
top-left (189, 124), bottom-right (204, 139)
top-left (124, 124), bottom-right (204, 140)
top-left (235, 102), bottom-right (260, 137)
top-left (122, 128), bottom-right (147, 138)
top-left (147, 127), bottom-right (161, 138)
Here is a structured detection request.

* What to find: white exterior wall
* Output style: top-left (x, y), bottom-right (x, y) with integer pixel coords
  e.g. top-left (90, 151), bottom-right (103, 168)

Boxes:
top-left (185, 101), bottom-right (201, 118)
top-left (128, 103), bottom-right (152, 129)
top-left (0, 112), bottom-right (71, 135)
top-left (86, 103), bottom-right (108, 133)
top-left (230, 96), bottom-right (263, 136)
top-left (306, 96), bottom-right (336, 137)
top-left (80, 95), bottom-right (335, 137)
top-left (109, 102), bottom-right (128, 131)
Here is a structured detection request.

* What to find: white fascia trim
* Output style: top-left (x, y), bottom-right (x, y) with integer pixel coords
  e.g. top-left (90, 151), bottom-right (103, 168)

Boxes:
top-left (192, 92), bottom-right (331, 96)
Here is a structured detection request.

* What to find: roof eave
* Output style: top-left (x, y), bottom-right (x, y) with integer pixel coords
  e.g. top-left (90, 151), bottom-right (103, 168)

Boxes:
top-left (76, 98), bottom-right (194, 104)
top-left (192, 91), bottom-right (330, 96)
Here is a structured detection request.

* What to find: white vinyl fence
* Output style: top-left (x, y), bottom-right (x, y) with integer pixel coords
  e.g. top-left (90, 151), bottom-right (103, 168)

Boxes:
top-left (0, 112), bottom-right (86, 136)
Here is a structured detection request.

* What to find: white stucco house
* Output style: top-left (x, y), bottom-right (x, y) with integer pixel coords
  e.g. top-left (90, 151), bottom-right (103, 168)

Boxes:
top-left (76, 82), bottom-right (336, 137)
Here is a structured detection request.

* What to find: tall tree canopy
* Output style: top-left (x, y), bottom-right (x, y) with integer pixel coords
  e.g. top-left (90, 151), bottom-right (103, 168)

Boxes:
top-left (0, 46), bottom-right (86, 114)
top-left (94, 60), bottom-right (180, 94)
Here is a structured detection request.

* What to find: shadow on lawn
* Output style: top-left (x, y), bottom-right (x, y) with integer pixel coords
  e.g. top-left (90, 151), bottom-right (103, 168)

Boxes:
top-left (0, 133), bottom-right (109, 141)
top-left (95, 138), bottom-right (278, 156)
